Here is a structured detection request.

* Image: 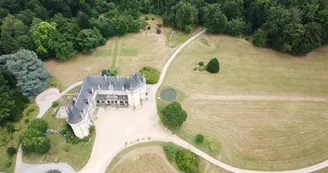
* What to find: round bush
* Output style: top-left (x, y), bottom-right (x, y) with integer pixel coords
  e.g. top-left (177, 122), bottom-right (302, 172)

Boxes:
top-left (21, 136), bottom-right (51, 154)
top-left (151, 17), bottom-right (154, 20)
top-left (176, 149), bottom-right (200, 173)
top-left (25, 119), bottom-right (29, 123)
top-left (7, 147), bottom-right (17, 156)
top-left (6, 122), bottom-right (15, 133)
top-left (195, 134), bottom-right (204, 144)
top-left (198, 61), bottom-right (204, 66)
top-left (139, 66), bottom-right (160, 84)
top-left (147, 26), bottom-right (151, 30)
top-left (193, 67), bottom-right (198, 71)
top-left (28, 119), bottom-right (48, 132)
top-left (52, 101), bottom-right (59, 107)
top-left (145, 16), bottom-right (149, 20)
top-left (206, 58), bottom-right (220, 73)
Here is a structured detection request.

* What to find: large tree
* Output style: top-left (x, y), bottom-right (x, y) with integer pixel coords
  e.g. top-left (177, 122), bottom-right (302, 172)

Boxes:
top-left (31, 21), bottom-right (57, 59)
top-left (203, 4), bottom-right (227, 34)
top-left (161, 102), bottom-right (187, 128)
top-left (75, 28), bottom-right (106, 53)
top-left (0, 49), bottom-right (50, 97)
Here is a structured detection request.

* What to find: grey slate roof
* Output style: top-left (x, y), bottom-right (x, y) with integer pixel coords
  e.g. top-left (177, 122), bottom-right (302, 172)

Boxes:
top-left (67, 72), bottom-right (145, 124)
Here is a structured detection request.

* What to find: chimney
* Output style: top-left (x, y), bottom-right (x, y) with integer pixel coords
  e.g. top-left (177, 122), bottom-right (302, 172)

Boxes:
top-left (116, 76), bottom-right (119, 82)
top-left (97, 83), bottom-right (100, 90)
top-left (104, 74), bottom-right (107, 81)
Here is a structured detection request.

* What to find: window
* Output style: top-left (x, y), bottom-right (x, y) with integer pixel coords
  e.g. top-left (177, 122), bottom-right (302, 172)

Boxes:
top-left (96, 100), bottom-right (100, 103)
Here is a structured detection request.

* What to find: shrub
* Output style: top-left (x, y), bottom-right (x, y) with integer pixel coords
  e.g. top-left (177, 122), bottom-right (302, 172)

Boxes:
top-left (195, 134), bottom-right (204, 144)
top-left (28, 119), bottom-right (48, 132)
top-left (6, 159), bottom-right (12, 168)
top-left (14, 124), bottom-right (21, 131)
top-left (198, 61), bottom-right (204, 66)
top-left (89, 125), bottom-right (95, 134)
top-left (157, 23), bottom-right (162, 27)
top-left (207, 137), bottom-right (218, 152)
top-left (176, 149), bottom-right (200, 173)
top-left (161, 102), bottom-right (187, 128)
top-left (139, 66), bottom-right (160, 84)
top-left (185, 25), bottom-right (193, 33)
top-left (108, 67), bottom-right (118, 76)
top-left (24, 119), bottom-right (29, 123)
top-left (252, 28), bottom-right (268, 46)
top-left (206, 58), bottom-right (220, 73)
top-left (47, 170), bottom-right (62, 173)
top-left (156, 28), bottom-right (161, 34)
top-left (145, 16), bottom-right (149, 20)
top-left (52, 101), bottom-right (59, 107)
top-left (193, 67), bottom-right (198, 71)
top-left (72, 137), bottom-right (81, 144)
top-left (163, 142), bottom-right (177, 161)
top-left (198, 66), bottom-right (205, 71)
top-left (21, 136), bottom-right (50, 154)
top-left (19, 128), bottom-right (43, 142)
top-left (6, 123), bottom-right (15, 133)
top-left (151, 17), bottom-right (154, 20)
top-left (7, 147), bottom-right (17, 156)
top-left (147, 26), bottom-right (151, 30)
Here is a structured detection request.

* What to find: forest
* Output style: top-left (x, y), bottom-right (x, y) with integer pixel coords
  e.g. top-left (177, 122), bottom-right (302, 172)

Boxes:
top-left (0, 0), bottom-right (328, 124)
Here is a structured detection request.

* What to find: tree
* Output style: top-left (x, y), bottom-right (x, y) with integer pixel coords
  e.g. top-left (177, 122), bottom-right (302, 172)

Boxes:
top-left (76, 28), bottom-right (106, 53)
top-left (0, 49), bottom-right (50, 97)
top-left (163, 142), bottom-right (178, 161)
top-left (19, 128), bottom-right (43, 142)
top-left (21, 136), bottom-right (50, 154)
top-left (7, 147), bottom-right (17, 156)
top-left (28, 119), bottom-right (48, 132)
top-left (203, 4), bottom-right (227, 33)
top-left (0, 14), bottom-right (28, 54)
top-left (176, 149), bottom-right (200, 173)
top-left (195, 134), bottom-right (204, 144)
top-left (16, 9), bottom-right (36, 25)
top-left (31, 22), bottom-right (57, 58)
top-left (49, 31), bottom-right (77, 60)
top-left (6, 122), bottom-right (15, 133)
top-left (225, 18), bottom-right (246, 36)
top-left (222, 0), bottom-right (244, 20)
top-left (252, 28), bottom-right (268, 46)
top-left (174, 1), bottom-right (198, 30)
top-left (161, 102), bottom-right (187, 128)
top-left (77, 11), bottom-right (91, 29)
top-left (139, 66), bottom-right (160, 84)
top-left (206, 58), bottom-right (220, 73)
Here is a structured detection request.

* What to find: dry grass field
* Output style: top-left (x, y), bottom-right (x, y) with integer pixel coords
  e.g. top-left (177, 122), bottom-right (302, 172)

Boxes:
top-left (159, 34), bottom-right (328, 170)
top-left (106, 143), bottom-right (231, 173)
top-left (45, 14), bottom-right (201, 87)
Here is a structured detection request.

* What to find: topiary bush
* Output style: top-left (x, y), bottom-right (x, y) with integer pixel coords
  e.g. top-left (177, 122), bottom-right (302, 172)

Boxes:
top-left (6, 122), bottom-right (15, 133)
top-left (206, 58), bottom-right (220, 73)
top-left (147, 26), bottom-right (151, 30)
top-left (145, 16), bottom-right (149, 20)
top-left (28, 119), bottom-right (48, 132)
top-left (195, 134), bottom-right (204, 144)
top-left (52, 101), bottom-right (59, 107)
top-left (151, 17), bottom-right (155, 20)
top-left (176, 149), bottom-right (200, 173)
top-left (161, 102), bottom-right (187, 128)
top-left (7, 147), bottom-right (17, 156)
top-left (198, 61), bottom-right (204, 66)
top-left (163, 142), bottom-right (177, 161)
top-left (139, 66), bottom-right (160, 84)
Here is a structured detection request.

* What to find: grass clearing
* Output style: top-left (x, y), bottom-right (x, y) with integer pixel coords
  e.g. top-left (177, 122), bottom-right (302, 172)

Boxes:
top-left (120, 48), bottom-right (138, 56)
top-left (160, 34), bottom-right (328, 170)
top-left (22, 103), bottom-right (95, 171)
top-left (95, 49), bottom-right (112, 57)
top-left (199, 38), bottom-right (210, 46)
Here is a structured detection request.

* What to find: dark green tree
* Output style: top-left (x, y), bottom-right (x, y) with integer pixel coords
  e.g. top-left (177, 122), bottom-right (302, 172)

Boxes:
top-left (195, 134), bottom-right (204, 144)
top-left (76, 28), bottom-right (106, 53)
top-left (222, 0), bottom-right (244, 20)
top-left (161, 102), bottom-right (187, 128)
top-left (206, 58), bottom-right (220, 73)
top-left (203, 4), bottom-right (227, 33)
top-left (7, 147), bottom-right (17, 156)
top-left (252, 28), bottom-right (268, 46)
top-left (6, 122), bottom-right (15, 133)
top-left (225, 18), bottom-right (246, 36)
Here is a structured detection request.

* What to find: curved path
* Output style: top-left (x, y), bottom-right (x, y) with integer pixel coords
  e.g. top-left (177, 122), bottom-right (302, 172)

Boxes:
top-left (16, 29), bottom-right (328, 173)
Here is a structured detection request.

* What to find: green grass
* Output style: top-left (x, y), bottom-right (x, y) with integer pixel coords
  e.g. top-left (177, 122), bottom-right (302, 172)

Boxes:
top-left (120, 48), bottom-right (138, 56)
top-left (112, 39), bottom-right (119, 67)
top-left (0, 100), bottom-right (39, 173)
top-left (95, 49), bottom-right (112, 57)
top-left (48, 76), bottom-right (64, 92)
top-left (199, 38), bottom-right (209, 46)
top-left (22, 103), bottom-right (96, 171)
